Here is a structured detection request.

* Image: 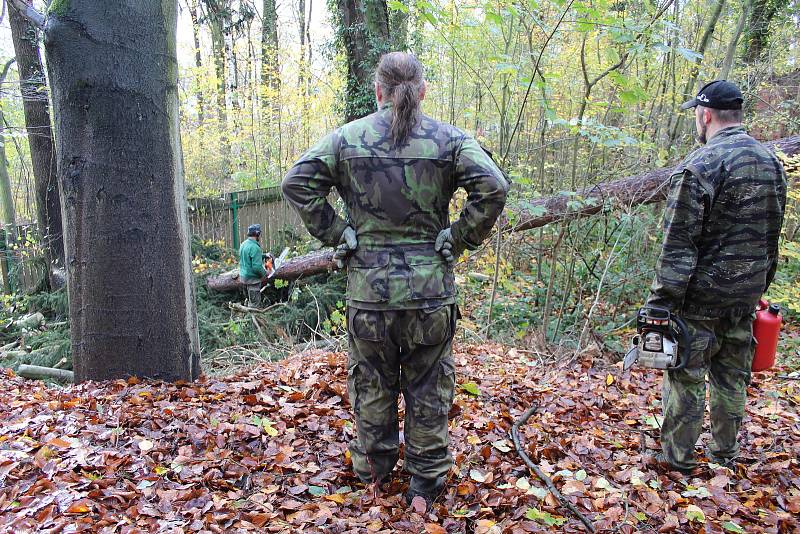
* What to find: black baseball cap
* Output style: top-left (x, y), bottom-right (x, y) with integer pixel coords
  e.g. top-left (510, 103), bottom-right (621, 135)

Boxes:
top-left (247, 224), bottom-right (261, 236)
top-left (680, 80), bottom-right (743, 110)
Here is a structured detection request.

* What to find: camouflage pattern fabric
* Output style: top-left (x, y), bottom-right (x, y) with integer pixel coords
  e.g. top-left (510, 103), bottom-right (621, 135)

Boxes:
top-left (282, 102), bottom-right (507, 485)
top-left (281, 102), bottom-right (509, 311)
top-left (346, 305), bottom-right (456, 482)
top-left (647, 126), bottom-right (787, 320)
top-left (660, 314), bottom-right (754, 470)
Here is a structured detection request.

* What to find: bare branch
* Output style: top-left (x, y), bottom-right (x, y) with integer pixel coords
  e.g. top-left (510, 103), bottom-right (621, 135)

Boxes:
top-left (0, 58), bottom-right (16, 84)
top-left (6, 0), bottom-right (45, 30)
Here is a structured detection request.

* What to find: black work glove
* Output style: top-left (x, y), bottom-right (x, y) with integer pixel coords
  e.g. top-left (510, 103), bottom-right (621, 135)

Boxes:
top-left (333, 226), bottom-right (358, 269)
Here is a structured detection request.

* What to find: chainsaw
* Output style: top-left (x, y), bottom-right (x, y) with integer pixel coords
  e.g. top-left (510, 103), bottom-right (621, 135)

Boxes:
top-left (623, 306), bottom-right (691, 371)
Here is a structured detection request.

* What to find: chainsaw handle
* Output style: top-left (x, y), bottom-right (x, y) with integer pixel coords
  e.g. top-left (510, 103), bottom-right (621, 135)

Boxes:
top-left (666, 314), bottom-right (691, 371)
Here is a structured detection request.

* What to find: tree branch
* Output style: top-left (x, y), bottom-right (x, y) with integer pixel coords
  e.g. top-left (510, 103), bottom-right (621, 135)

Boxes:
top-left (6, 0), bottom-right (45, 30)
top-left (0, 58), bottom-right (16, 84)
top-left (512, 404), bottom-right (596, 532)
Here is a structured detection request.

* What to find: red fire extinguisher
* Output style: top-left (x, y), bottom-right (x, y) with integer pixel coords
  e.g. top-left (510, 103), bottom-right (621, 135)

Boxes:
top-left (752, 299), bottom-right (782, 372)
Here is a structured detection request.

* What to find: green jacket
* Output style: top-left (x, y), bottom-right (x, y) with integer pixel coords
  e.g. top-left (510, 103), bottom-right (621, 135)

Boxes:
top-left (281, 104), bottom-right (510, 310)
top-left (239, 238), bottom-right (267, 281)
top-left (648, 126), bottom-right (787, 319)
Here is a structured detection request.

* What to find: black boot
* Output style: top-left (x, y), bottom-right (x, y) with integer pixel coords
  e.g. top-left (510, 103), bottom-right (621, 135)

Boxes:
top-left (404, 475), bottom-right (445, 511)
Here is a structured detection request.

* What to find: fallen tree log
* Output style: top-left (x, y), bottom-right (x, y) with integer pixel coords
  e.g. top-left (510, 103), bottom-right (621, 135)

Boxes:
top-left (510, 135), bottom-right (800, 232)
top-left (17, 364), bottom-right (74, 382)
top-left (207, 135), bottom-right (799, 292)
top-left (206, 270), bottom-right (242, 292)
top-left (206, 249), bottom-right (336, 292)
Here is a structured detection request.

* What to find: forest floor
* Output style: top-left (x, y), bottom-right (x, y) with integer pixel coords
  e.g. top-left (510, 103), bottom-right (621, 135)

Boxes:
top-left (0, 343), bottom-right (798, 533)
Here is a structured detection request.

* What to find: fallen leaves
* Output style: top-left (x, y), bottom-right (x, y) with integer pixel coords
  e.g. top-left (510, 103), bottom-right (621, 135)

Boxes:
top-left (0, 345), bottom-right (798, 532)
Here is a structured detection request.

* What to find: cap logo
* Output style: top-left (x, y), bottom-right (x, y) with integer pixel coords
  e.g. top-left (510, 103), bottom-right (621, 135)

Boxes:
top-left (697, 93), bottom-right (710, 103)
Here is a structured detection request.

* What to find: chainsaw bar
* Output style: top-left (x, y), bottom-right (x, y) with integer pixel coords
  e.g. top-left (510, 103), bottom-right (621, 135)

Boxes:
top-left (622, 346), bottom-right (639, 371)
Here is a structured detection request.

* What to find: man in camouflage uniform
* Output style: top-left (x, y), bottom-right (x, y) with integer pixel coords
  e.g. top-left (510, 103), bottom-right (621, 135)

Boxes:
top-left (646, 80), bottom-right (787, 473)
top-left (282, 52), bottom-right (509, 506)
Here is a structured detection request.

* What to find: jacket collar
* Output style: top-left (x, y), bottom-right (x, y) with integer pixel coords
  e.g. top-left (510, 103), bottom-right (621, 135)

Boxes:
top-left (707, 125), bottom-right (746, 146)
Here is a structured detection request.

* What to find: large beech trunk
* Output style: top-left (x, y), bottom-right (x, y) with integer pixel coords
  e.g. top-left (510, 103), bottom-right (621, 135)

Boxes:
top-left (44, 1), bottom-right (200, 382)
top-left (208, 135), bottom-right (799, 291)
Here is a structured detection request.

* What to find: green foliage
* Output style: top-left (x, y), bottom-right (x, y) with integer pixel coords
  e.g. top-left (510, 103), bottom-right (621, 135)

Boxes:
top-left (22, 288), bottom-right (69, 319)
top-left (766, 154), bottom-right (800, 320)
top-left (191, 236), bottom-right (227, 262)
top-left (0, 288), bottom-right (70, 373)
top-left (48, 0), bottom-right (70, 17)
top-left (463, 208), bottom-right (660, 351)
top-left (524, 507), bottom-right (566, 527)
top-left (195, 266), bottom-right (347, 354)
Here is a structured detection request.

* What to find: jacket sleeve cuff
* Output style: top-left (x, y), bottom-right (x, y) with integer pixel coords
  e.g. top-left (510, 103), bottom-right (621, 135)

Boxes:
top-left (449, 221), bottom-right (480, 251)
top-left (323, 218), bottom-right (350, 247)
top-left (645, 292), bottom-right (680, 313)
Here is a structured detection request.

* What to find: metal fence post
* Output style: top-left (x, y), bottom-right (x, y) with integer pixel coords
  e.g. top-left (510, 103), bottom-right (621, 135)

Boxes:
top-left (230, 191), bottom-right (240, 253)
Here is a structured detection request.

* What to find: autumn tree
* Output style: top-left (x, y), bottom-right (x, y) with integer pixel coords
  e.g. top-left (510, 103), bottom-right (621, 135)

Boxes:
top-left (743, 0), bottom-right (791, 64)
top-left (261, 0), bottom-right (280, 117)
top-left (9, 0), bottom-right (201, 382)
top-left (332, 0), bottom-right (408, 122)
top-left (187, 0), bottom-right (206, 124)
top-left (0, 58), bottom-right (16, 294)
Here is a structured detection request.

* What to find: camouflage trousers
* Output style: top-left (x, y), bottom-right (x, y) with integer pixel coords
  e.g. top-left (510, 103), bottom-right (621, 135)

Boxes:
top-left (661, 314), bottom-right (755, 470)
top-left (346, 305), bottom-right (456, 483)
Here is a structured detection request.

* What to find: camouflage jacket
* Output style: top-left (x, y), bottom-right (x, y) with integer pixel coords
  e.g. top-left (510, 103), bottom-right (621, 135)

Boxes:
top-left (281, 103), bottom-right (509, 310)
top-left (648, 126), bottom-right (787, 319)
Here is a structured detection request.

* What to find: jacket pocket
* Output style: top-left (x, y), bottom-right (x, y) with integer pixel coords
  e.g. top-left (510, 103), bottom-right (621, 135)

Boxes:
top-left (347, 250), bottom-right (390, 303)
top-left (406, 252), bottom-right (455, 301)
top-left (684, 328), bottom-right (715, 369)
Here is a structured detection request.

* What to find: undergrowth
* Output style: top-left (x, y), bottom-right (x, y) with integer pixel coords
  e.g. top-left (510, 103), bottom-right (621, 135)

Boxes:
top-left (0, 236), bottom-right (348, 375)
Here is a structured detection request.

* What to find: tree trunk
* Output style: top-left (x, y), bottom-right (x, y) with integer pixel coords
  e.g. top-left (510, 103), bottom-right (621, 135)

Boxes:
top-left (0, 99), bottom-right (14, 295)
top-left (667, 0), bottom-right (726, 146)
top-left (189, 0), bottom-right (205, 124)
top-left (298, 0), bottom-right (306, 90)
top-left (0, 60), bottom-right (17, 236)
top-left (207, 135), bottom-right (800, 288)
top-left (7, 0), bottom-right (65, 281)
top-left (388, 0), bottom-right (408, 49)
top-left (261, 0), bottom-right (279, 115)
top-left (743, 0), bottom-right (789, 64)
top-left (335, 0), bottom-right (392, 122)
top-left (44, 0), bottom-right (201, 382)
top-left (225, 26), bottom-right (239, 112)
top-left (208, 8), bottom-right (228, 124)
top-left (207, 248), bottom-right (336, 291)
top-left (719, 4), bottom-right (748, 79)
